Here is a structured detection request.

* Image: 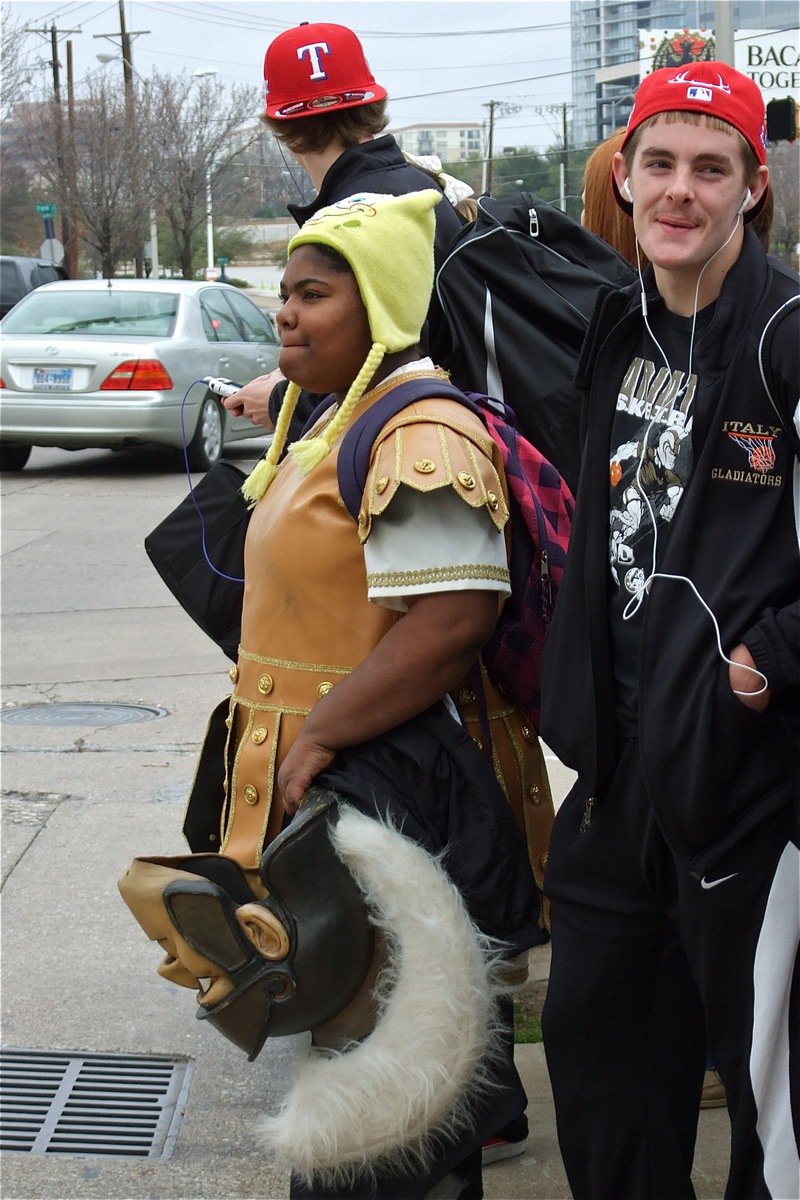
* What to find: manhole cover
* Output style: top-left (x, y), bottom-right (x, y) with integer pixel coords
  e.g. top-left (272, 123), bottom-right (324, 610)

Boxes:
top-left (0, 1049), bottom-right (193, 1158)
top-left (1, 704), bottom-right (167, 727)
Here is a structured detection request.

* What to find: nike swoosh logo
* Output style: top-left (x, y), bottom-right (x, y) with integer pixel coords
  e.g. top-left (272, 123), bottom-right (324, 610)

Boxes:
top-left (700, 872), bottom-right (739, 890)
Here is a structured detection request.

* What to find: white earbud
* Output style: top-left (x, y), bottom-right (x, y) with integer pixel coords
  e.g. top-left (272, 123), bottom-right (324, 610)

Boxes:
top-left (736, 188), bottom-right (753, 215)
top-left (622, 178), bottom-right (634, 203)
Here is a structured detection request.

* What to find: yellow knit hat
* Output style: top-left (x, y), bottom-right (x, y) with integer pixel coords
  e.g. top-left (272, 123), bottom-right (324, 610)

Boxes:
top-left (289, 189), bottom-right (441, 351)
top-left (242, 189), bottom-right (441, 502)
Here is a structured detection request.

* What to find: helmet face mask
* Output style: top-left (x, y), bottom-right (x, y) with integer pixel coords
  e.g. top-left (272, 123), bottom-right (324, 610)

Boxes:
top-left (120, 787), bottom-right (508, 1180)
top-left (264, 22), bottom-right (387, 120)
top-left (119, 790), bottom-right (376, 1061)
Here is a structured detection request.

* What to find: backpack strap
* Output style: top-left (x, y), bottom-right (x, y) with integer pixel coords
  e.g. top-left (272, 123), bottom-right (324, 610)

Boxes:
top-left (337, 378), bottom-right (484, 520)
top-left (757, 294), bottom-right (800, 461)
top-left (299, 393), bottom-right (337, 437)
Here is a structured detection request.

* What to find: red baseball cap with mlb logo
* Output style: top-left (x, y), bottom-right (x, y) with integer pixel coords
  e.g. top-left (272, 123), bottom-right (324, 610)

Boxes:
top-left (614, 61), bottom-right (769, 221)
top-left (264, 22), bottom-right (387, 119)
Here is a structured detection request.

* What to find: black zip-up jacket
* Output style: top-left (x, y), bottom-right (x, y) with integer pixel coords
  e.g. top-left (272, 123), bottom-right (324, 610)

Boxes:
top-left (269, 135), bottom-right (464, 433)
top-left (287, 134), bottom-right (464, 268)
top-left (541, 230), bottom-right (800, 878)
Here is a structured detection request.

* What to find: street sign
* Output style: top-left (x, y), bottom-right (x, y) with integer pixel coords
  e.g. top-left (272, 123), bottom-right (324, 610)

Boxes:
top-left (216, 255), bottom-right (229, 265)
top-left (40, 238), bottom-right (65, 265)
top-left (36, 203), bottom-right (57, 217)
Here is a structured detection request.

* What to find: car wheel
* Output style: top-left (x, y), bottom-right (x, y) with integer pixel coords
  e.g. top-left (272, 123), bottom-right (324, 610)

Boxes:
top-left (0, 443), bottom-right (32, 471)
top-left (186, 395), bottom-right (224, 471)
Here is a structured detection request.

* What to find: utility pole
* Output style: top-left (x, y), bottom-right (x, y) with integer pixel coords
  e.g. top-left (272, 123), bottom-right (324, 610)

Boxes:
top-left (94, 2), bottom-right (150, 275)
top-left (118, 0), bottom-right (135, 109)
top-left (483, 100), bottom-right (497, 193)
top-left (48, 24), bottom-right (71, 270)
top-left (25, 22), bottom-right (80, 274)
top-left (482, 99), bottom-right (522, 193)
top-left (714, 0), bottom-right (736, 65)
top-left (535, 102), bottom-right (573, 213)
top-left (93, 1), bottom-right (149, 89)
top-left (65, 41), bottom-right (79, 278)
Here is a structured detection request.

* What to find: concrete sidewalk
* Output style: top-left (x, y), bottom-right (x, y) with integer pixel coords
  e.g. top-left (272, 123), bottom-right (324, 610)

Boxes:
top-left (0, 451), bottom-right (732, 1200)
top-left (0, 788), bottom-right (731, 1200)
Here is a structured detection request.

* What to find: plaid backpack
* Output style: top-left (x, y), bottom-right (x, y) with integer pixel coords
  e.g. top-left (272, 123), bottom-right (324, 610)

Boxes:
top-left (336, 377), bottom-right (574, 729)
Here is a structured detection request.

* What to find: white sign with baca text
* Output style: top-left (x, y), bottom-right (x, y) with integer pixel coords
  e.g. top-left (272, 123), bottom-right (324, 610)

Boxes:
top-left (639, 28), bottom-right (799, 101)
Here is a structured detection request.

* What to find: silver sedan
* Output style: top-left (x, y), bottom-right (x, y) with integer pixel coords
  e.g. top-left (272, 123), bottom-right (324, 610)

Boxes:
top-left (0, 278), bottom-right (279, 472)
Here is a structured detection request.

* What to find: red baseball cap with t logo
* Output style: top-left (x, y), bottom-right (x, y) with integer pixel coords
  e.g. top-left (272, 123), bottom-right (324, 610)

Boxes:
top-left (264, 22), bottom-right (387, 119)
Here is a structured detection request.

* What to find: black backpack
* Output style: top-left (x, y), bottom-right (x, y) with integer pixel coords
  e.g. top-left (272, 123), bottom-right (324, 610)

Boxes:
top-left (434, 192), bottom-right (636, 496)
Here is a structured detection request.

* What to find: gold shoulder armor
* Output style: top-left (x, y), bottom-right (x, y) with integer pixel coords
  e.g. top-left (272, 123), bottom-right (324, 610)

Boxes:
top-left (357, 400), bottom-right (510, 543)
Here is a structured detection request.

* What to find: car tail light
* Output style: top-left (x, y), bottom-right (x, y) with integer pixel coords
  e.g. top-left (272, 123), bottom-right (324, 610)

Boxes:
top-left (100, 359), bottom-right (174, 390)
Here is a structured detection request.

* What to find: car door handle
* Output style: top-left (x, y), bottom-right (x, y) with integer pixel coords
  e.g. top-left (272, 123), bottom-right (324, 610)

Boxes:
top-left (218, 356), bottom-right (230, 367)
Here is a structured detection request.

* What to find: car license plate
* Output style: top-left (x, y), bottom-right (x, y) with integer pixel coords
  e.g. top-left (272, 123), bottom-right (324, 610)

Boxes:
top-left (33, 367), bottom-right (73, 390)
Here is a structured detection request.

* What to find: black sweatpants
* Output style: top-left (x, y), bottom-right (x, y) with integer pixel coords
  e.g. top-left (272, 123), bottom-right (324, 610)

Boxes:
top-left (542, 739), bottom-right (799, 1200)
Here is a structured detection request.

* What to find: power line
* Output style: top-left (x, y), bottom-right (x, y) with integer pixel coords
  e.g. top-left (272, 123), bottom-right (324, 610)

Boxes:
top-left (394, 62), bottom-right (594, 103)
top-left (144, 3), bottom-right (570, 39)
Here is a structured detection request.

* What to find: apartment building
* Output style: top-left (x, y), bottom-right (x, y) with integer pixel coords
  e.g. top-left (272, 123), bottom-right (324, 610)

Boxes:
top-left (390, 123), bottom-right (484, 163)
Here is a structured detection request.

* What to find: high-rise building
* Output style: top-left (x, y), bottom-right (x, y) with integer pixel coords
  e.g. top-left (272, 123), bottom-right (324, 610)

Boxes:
top-left (571, 2), bottom-right (799, 150)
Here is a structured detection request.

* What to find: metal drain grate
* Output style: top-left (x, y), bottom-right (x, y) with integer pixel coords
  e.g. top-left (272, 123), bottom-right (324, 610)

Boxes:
top-left (1, 703), bottom-right (168, 727)
top-left (0, 1049), bottom-right (193, 1158)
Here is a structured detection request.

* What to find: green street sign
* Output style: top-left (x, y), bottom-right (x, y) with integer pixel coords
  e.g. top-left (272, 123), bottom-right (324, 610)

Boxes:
top-left (36, 203), bottom-right (57, 217)
top-left (216, 255), bottom-right (229, 265)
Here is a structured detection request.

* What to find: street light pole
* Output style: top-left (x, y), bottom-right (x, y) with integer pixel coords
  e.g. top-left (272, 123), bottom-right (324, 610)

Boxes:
top-left (205, 170), bottom-right (214, 274)
top-left (193, 67), bottom-right (219, 278)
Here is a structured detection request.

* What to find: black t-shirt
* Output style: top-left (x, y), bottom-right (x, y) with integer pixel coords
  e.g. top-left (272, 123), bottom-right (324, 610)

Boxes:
top-left (608, 302), bottom-right (716, 730)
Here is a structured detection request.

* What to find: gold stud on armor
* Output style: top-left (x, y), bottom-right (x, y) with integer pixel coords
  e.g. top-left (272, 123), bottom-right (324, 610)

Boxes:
top-left (414, 458), bottom-right (436, 474)
top-left (257, 673), bottom-right (274, 696)
top-left (229, 665), bottom-right (239, 684)
top-left (457, 472), bottom-right (476, 489)
top-left (317, 682), bottom-right (334, 698)
top-left (243, 785), bottom-right (259, 806)
top-left (252, 727), bottom-right (267, 745)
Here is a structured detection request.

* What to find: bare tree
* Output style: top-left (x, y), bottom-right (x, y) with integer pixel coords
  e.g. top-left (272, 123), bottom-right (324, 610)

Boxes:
top-left (17, 73), bottom-right (152, 276)
top-left (0, 3), bottom-right (33, 122)
top-left (147, 71), bottom-right (260, 278)
top-left (0, 127), bottom-right (39, 253)
top-left (766, 142), bottom-right (799, 270)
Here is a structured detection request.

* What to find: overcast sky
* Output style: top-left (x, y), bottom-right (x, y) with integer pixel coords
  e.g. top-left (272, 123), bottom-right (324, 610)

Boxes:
top-left (10, 0), bottom-right (574, 150)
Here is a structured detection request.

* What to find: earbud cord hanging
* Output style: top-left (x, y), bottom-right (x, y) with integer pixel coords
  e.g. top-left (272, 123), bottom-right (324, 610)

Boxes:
top-left (624, 212), bottom-right (768, 696)
top-left (277, 138), bottom-right (311, 202)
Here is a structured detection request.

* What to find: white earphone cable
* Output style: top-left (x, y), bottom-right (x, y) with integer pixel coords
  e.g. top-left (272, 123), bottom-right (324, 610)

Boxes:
top-left (622, 197), bottom-right (768, 695)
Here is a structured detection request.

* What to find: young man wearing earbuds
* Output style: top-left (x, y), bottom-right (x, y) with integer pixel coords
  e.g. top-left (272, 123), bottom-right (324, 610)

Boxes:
top-left (540, 62), bottom-right (799, 1199)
